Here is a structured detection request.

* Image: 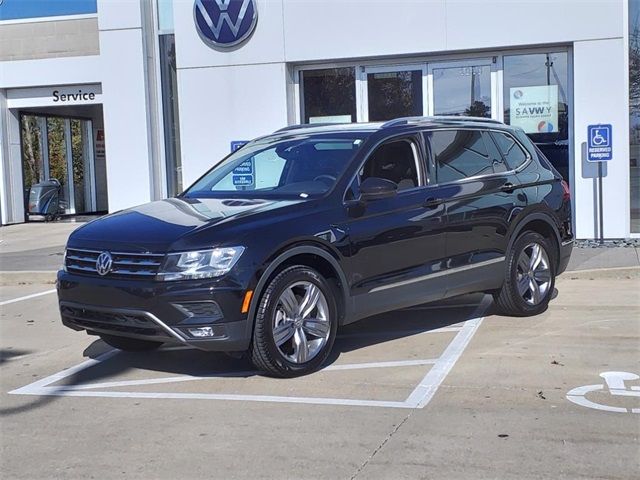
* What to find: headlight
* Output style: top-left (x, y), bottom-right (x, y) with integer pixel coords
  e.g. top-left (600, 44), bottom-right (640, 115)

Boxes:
top-left (158, 247), bottom-right (245, 281)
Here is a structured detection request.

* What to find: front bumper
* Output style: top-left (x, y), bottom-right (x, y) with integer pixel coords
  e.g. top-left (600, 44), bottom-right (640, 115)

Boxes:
top-left (57, 271), bottom-right (253, 351)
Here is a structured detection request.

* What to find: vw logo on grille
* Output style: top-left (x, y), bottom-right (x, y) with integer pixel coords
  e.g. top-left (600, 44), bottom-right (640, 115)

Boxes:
top-left (194, 0), bottom-right (258, 49)
top-left (95, 252), bottom-right (113, 276)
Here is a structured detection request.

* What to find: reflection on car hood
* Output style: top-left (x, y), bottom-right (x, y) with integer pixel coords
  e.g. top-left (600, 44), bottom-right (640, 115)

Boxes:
top-left (69, 197), bottom-right (303, 251)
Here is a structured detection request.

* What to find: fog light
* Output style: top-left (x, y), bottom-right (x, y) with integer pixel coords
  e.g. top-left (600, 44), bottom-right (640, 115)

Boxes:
top-left (188, 327), bottom-right (215, 338)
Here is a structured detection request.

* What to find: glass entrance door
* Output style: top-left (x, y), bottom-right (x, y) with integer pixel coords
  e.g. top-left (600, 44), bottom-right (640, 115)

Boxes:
top-left (21, 113), bottom-right (97, 217)
top-left (428, 60), bottom-right (494, 118)
top-left (361, 65), bottom-right (427, 121)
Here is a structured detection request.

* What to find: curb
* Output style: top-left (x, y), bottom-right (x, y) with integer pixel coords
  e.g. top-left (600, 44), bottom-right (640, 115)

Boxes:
top-left (562, 266), bottom-right (640, 280)
top-left (0, 271), bottom-right (58, 285)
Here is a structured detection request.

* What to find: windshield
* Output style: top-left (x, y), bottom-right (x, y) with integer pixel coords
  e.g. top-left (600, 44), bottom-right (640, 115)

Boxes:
top-left (183, 133), bottom-right (368, 199)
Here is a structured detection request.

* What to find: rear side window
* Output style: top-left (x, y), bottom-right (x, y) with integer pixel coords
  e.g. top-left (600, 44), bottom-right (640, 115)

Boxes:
top-left (428, 129), bottom-right (506, 183)
top-left (491, 131), bottom-right (528, 170)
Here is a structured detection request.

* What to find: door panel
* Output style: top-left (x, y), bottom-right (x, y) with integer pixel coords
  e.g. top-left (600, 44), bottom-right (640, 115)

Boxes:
top-left (443, 176), bottom-right (523, 297)
top-left (343, 187), bottom-right (448, 320)
top-left (424, 128), bottom-right (525, 297)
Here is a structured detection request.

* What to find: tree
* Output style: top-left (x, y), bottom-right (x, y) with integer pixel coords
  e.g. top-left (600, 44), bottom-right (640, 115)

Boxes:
top-left (464, 101), bottom-right (491, 118)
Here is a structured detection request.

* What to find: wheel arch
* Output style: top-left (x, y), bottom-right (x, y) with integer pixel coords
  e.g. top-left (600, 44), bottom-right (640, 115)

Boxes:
top-left (246, 244), bottom-right (351, 337)
top-left (507, 211), bottom-right (562, 267)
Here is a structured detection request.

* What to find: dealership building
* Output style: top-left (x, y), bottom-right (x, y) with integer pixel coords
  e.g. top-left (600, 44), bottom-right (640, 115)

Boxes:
top-left (0, 0), bottom-right (638, 239)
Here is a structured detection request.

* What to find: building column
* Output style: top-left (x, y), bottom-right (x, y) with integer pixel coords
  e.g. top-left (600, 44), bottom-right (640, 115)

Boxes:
top-left (572, 38), bottom-right (630, 239)
top-left (0, 89), bottom-right (25, 224)
top-left (97, 0), bottom-right (160, 212)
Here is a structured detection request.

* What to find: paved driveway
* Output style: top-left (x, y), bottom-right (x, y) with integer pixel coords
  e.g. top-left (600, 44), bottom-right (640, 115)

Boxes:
top-left (1, 273), bottom-right (639, 479)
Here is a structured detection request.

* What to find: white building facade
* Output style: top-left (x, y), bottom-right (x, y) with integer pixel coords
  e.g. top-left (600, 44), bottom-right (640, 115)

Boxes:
top-left (0, 0), bottom-right (638, 240)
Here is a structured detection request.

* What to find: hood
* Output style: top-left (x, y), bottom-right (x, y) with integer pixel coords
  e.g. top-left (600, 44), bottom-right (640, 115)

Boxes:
top-left (69, 197), bottom-right (304, 252)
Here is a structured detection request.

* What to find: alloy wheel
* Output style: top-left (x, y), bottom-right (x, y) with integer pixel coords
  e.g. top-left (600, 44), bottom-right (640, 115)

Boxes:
top-left (516, 242), bottom-right (551, 305)
top-left (272, 281), bottom-right (331, 364)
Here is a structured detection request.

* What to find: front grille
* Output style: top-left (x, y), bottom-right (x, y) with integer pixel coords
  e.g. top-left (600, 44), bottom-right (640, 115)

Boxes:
top-left (60, 304), bottom-right (163, 337)
top-left (65, 248), bottom-right (164, 279)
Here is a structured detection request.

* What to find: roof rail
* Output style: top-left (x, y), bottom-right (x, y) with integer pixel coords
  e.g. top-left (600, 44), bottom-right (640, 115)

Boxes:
top-left (274, 123), bottom-right (340, 133)
top-left (381, 116), bottom-right (503, 129)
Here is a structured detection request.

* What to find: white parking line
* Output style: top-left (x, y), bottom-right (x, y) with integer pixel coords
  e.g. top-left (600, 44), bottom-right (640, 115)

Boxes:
top-left (59, 358), bottom-right (441, 392)
top-left (0, 289), bottom-right (56, 306)
top-left (9, 299), bottom-right (489, 409)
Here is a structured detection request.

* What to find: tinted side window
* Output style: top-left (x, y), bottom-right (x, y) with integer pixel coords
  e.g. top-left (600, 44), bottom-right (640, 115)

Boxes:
top-left (361, 139), bottom-right (420, 191)
top-left (491, 131), bottom-right (528, 169)
top-left (429, 129), bottom-right (505, 183)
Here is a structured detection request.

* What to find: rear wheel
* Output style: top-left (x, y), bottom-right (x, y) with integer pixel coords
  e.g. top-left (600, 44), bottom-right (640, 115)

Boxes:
top-left (99, 334), bottom-right (163, 352)
top-left (494, 231), bottom-right (556, 316)
top-left (250, 265), bottom-right (337, 377)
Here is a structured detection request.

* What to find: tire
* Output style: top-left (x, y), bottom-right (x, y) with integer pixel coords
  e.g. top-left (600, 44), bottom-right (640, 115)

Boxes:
top-left (493, 231), bottom-right (556, 316)
top-left (99, 334), bottom-right (163, 352)
top-left (250, 265), bottom-right (338, 378)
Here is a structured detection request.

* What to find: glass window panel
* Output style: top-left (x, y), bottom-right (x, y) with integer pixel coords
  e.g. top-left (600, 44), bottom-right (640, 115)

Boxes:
top-left (433, 65), bottom-right (491, 118)
top-left (20, 115), bottom-right (45, 190)
top-left (429, 129), bottom-right (498, 183)
top-left (361, 139), bottom-right (420, 190)
top-left (492, 131), bottom-right (528, 170)
top-left (70, 119), bottom-right (86, 213)
top-left (503, 52), bottom-right (569, 142)
top-left (483, 131), bottom-right (507, 173)
top-left (187, 134), bottom-right (365, 198)
top-left (367, 70), bottom-right (423, 121)
top-left (630, 0), bottom-right (640, 232)
top-left (157, 0), bottom-right (174, 32)
top-left (46, 118), bottom-right (70, 213)
top-left (503, 52), bottom-right (570, 184)
top-left (301, 68), bottom-right (356, 124)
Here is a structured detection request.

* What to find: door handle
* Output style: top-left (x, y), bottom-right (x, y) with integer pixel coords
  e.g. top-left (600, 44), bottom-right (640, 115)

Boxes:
top-left (423, 197), bottom-right (443, 209)
top-left (500, 182), bottom-right (516, 193)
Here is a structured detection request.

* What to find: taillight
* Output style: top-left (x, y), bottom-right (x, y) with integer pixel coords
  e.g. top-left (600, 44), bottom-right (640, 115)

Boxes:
top-left (561, 180), bottom-right (571, 201)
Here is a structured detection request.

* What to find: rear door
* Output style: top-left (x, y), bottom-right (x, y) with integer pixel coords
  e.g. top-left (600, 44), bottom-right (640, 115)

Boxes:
top-left (423, 127), bottom-right (527, 297)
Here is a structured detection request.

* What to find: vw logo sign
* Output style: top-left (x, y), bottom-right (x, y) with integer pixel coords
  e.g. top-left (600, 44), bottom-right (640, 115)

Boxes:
top-left (95, 252), bottom-right (113, 276)
top-left (194, 0), bottom-right (258, 49)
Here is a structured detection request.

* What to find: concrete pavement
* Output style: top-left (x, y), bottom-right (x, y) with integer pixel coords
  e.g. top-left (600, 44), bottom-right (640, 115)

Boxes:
top-left (1, 276), bottom-right (638, 479)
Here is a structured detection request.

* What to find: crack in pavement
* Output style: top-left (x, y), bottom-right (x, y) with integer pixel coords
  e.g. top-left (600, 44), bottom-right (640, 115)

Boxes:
top-left (350, 410), bottom-right (415, 480)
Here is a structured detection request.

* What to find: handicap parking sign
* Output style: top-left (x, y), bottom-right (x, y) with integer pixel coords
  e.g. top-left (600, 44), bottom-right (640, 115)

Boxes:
top-left (587, 124), bottom-right (612, 162)
top-left (232, 159), bottom-right (254, 188)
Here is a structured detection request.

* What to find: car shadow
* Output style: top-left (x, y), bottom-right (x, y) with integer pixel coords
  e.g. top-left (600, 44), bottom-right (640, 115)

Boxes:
top-left (2, 294), bottom-right (492, 416)
top-left (53, 293), bottom-right (490, 387)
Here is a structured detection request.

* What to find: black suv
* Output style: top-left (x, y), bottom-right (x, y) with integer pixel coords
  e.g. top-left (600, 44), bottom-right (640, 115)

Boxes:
top-left (58, 117), bottom-right (573, 377)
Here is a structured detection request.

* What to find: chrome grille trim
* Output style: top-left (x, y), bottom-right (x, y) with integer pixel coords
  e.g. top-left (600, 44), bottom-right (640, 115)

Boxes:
top-left (65, 247), bottom-right (165, 279)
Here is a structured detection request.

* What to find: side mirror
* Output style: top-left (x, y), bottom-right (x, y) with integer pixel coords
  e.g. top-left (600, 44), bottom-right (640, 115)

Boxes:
top-left (360, 177), bottom-right (398, 201)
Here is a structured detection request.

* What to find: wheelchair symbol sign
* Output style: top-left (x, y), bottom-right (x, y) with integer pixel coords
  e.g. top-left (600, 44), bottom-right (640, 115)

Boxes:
top-left (566, 371), bottom-right (640, 413)
top-left (587, 124), bottom-right (612, 162)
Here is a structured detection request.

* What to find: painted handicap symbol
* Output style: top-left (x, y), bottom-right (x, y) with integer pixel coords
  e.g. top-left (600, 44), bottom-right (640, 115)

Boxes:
top-left (566, 371), bottom-right (640, 413)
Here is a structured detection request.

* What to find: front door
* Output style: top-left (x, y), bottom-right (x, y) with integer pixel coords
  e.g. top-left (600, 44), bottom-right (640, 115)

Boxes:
top-left (21, 113), bottom-right (97, 216)
top-left (428, 59), bottom-right (495, 119)
top-left (340, 134), bottom-right (448, 320)
top-left (361, 64), bottom-right (427, 122)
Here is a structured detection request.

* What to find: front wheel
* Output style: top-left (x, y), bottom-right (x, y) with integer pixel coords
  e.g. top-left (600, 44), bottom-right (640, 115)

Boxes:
top-left (493, 231), bottom-right (556, 316)
top-left (99, 334), bottom-right (163, 352)
top-left (250, 265), bottom-right (337, 377)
